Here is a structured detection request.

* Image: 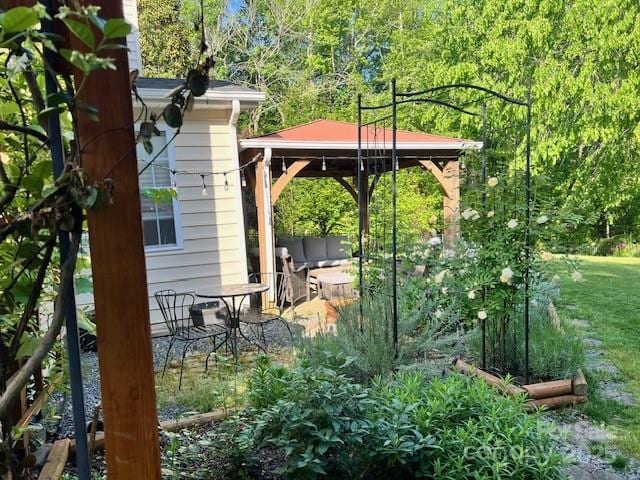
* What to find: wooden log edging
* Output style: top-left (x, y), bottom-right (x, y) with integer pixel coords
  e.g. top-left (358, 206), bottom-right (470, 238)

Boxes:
top-left (452, 358), bottom-right (587, 411)
top-left (38, 439), bottom-right (70, 480)
top-left (69, 409), bottom-right (228, 456)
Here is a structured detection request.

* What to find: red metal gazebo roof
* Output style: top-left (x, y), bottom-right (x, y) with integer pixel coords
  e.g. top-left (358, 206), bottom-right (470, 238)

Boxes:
top-left (240, 119), bottom-right (481, 150)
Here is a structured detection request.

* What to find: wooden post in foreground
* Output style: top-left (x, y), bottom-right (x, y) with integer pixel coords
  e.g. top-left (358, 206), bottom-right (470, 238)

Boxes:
top-left (71, 1), bottom-right (161, 478)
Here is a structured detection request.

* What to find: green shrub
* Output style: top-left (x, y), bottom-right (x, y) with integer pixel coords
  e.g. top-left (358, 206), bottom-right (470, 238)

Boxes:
top-left (300, 296), bottom-right (399, 382)
top-left (301, 288), bottom-right (463, 383)
top-left (238, 359), bottom-right (566, 479)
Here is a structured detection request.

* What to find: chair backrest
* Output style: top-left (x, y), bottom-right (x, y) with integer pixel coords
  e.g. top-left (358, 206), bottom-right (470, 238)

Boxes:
top-left (248, 272), bottom-right (289, 312)
top-left (154, 289), bottom-right (196, 335)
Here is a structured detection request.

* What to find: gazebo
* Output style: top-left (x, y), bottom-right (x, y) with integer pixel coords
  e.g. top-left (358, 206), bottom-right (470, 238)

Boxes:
top-left (239, 119), bottom-right (482, 278)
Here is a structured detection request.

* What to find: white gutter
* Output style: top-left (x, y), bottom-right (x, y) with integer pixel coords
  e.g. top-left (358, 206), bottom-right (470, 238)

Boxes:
top-left (239, 140), bottom-right (483, 151)
top-left (136, 87), bottom-right (265, 110)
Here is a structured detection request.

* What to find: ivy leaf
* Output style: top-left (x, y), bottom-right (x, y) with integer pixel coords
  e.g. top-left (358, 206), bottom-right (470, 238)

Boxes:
top-left (38, 105), bottom-right (65, 121)
top-left (163, 104), bottom-right (183, 128)
top-left (88, 13), bottom-right (106, 33)
top-left (75, 100), bottom-right (99, 122)
top-left (1, 6), bottom-right (40, 33)
top-left (75, 186), bottom-right (100, 210)
top-left (99, 42), bottom-right (128, 51)
top-left (63, 18), bottom-right (95, 49)
top-left (75, 277), bottom-right (93, 295)
top-left (76, 308), bottom-right (96, 334)
top-left (16, 333), bottom-right (41, 359)
top-left (103, 18), bottom-right (131, 39)
top-left (46, 91), bottom-right (72, 107)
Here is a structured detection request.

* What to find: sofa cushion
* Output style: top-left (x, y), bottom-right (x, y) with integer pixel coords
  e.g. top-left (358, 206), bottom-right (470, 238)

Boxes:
top-left (302, 237), bottom-right (328, 263)
top-left (278, 238), bottom-right (306, 264)
top-left (309, 258), bottom-right (352, 268)
top-left (326, 236), bottom-right (351, 260)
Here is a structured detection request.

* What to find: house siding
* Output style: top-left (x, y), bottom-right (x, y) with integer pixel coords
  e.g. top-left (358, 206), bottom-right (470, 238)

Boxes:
top-left (144, 109), bottom-right (248, 335)
top-left (123, 0), bottom-right (143, 74)
top-left (77, 109), bottom-right (249, 336)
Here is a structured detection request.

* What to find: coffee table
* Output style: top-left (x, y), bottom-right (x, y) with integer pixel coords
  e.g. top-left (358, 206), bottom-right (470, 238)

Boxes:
top-left (316, 272), bottom-right (354, 300)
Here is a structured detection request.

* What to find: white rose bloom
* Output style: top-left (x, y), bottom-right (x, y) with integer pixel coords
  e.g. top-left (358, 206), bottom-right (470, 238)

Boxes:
top-left (462, 208), bottom-right (474, 220)
top-left (571, 271), bottom-right (583, 282)
top-left (500, 266), bottom-right (514, 284)
top-left (541, 251), bottom-right (553, 261)
top-left (472, 212), bottom-right (480, 220)
top-left (467, 290), bottom-right (476, 299)
top-left (427, 236), bottom-right (442, 246)
top-left (536, 215), bottom-right (549, 224)
top-left (434, 270), bottom-right (447, 284)
top-left (434, 308), bottom-right (444, 319)
top-left (441, 287), bottom-right (448, 294)
top-left (487, 177), bottom-right (499, 187)
top-left (487, 210), bottom-right (495, 218)
top-left (477, 310), bottom-right (488, 320)
top-left (507, 219), bottom-right (518, 229)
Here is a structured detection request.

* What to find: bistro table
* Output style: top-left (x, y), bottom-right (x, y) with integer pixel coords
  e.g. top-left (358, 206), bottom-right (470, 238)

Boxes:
top-left (196, 282), bottom-right (269, 360)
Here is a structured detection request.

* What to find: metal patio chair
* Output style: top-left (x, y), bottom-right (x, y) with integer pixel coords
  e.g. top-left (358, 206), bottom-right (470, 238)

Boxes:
top-left (154, 289), bottom-right (229, 389)
top-left (241, 272), bottom-right (303, 352)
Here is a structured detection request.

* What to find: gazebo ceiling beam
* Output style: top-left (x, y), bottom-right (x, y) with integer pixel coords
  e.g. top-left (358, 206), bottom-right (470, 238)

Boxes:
top-left (271, 159), bottom-right (311, 204)
top-left (332, 176), bottom-right (358, 203)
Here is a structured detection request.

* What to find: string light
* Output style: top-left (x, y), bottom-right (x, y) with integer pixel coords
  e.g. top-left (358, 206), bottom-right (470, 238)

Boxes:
top-left (223, 172), bottom-right (229, 191)
top-left (240, 170), bottom-right (247, 187)
top-left (200, 174), bottom-right (207, 196)
top-left (360, 159), bottom-right (364, 171)
top-left (281, 156), bottom-right (287, 173)
top-left (321, 156), bottom-right (326, 171)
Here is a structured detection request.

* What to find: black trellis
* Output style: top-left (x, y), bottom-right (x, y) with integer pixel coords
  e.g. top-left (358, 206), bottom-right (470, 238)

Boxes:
top-left (358, 80), bottom-right (533, 382)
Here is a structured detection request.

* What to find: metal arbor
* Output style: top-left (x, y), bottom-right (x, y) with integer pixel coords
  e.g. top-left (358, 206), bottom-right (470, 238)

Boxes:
top-left (357, 80), bottom-right (533, 382)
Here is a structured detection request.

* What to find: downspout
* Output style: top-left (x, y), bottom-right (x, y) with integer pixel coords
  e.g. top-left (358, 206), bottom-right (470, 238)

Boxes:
top-left (228, 99), bottom-right (249, 282)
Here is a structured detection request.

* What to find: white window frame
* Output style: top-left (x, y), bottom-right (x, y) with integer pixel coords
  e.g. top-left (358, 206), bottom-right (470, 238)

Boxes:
top-left (136, 124), bottom-right (183, 253)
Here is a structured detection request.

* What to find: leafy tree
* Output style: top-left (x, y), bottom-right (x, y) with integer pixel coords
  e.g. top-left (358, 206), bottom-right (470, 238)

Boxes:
top-left (138, 0), bottom-right (198, 78)
top-left (138, 0), bottom-right (640, 244)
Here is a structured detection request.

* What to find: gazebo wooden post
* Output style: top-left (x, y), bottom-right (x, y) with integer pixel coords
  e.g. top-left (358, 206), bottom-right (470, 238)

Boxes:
top-left (71, 0), bottom-right (161, 477)
top-left (358, 165), bottom-right (369, 234)
top-left (255, 148), bottom-right (275, 298)
top-left (442, 160), bottom-right (460, 248)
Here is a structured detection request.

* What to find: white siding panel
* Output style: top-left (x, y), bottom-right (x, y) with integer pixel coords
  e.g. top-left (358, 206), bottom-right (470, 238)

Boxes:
top-left (123, 0), bottom-right (143, 74)
top-left (142, 109), bottom-right (248, 335)
top-left (76, 108), bottom-right (250, 337)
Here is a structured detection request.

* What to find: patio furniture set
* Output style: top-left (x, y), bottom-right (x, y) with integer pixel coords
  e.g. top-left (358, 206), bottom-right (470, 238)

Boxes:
top-left (276, 235), bottom-right (356, 301)
top-left (154, 272), bottom-right (301, 388)
top-left (155, 236), bottom-right (358, 389)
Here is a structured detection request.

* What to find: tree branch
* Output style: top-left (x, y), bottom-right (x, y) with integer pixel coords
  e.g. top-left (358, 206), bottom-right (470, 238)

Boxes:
top-left (0, 120), bottom-right (49, 144)
top-left (7, 236), bottom-right (56, 360)
top-left (0, 229), bottom-right (80, 420)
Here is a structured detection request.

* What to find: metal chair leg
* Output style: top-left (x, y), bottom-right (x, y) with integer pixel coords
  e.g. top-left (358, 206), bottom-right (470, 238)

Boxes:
top-left (161, 336), bottom-right (176, 378)
top-left (178, 341), bottom-right (192, 390)
top-left (260, 324), bottom-right (267, 352)
top-left (205, 333), bottom-right (226, 371)
top-left (280, 318), bottom-right (294, 342)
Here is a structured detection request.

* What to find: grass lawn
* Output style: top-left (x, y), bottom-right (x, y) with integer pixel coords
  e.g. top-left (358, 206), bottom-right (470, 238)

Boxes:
top-left (554, 255), bottom-right (640, 458)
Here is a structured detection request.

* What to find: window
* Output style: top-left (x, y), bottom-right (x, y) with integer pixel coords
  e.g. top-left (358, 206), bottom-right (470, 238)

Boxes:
top-left (137, 132), bottom-right (181, 250)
